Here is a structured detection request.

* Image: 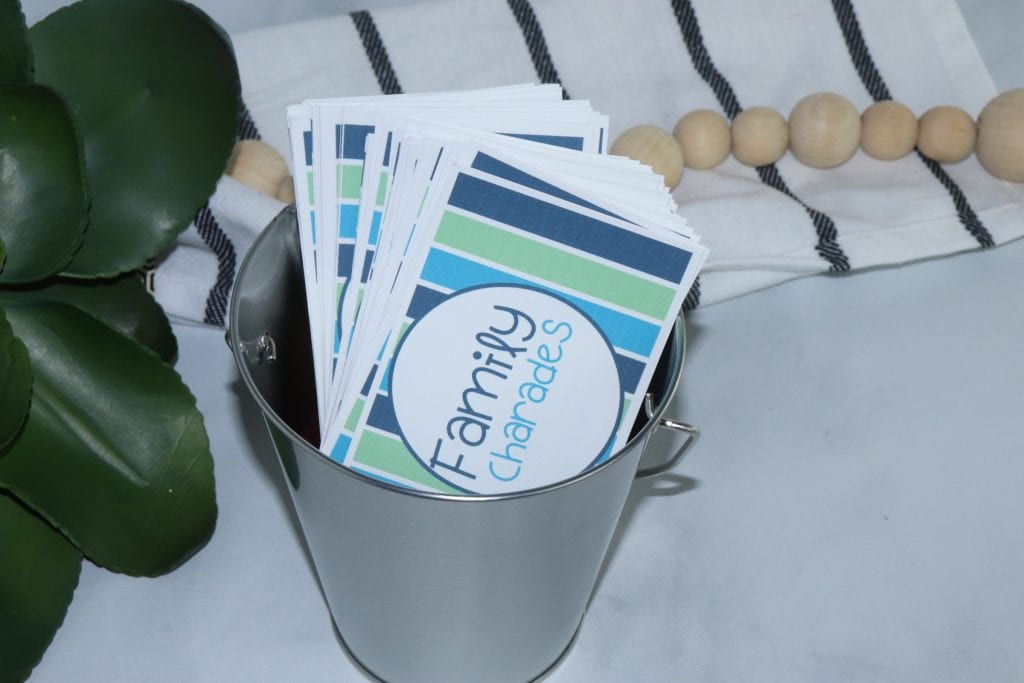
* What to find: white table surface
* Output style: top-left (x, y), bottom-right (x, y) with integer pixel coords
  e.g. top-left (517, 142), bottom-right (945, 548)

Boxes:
top-left (28, 1), bottom-right (1024, 681)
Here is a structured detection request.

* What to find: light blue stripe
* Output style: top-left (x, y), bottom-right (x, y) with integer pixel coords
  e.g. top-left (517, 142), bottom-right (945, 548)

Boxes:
top-left (420, 249), bottom-right (658, 357)
top-left (351, 465), bottom-right (409, 489)
top-left (369, 210), bottom-right (382, 245)
top-left (378, 358), bottom-right (393, 392)
top-left (330, 434), bottom-right (352, 463)
top-left (340, 204), bottom-right (359, 238)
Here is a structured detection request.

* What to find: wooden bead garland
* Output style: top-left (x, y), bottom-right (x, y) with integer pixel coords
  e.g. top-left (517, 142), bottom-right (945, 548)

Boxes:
top-left (226, 139), bottom-right (294, 201)
top-left (610, 124), bottom-right (684, 189)
top-left (672, 109), bottom-right (730, 170)
top-left (860, 101), bottom-right (917, 161)
top-left (788, 93), bottom-right (861, 169)
top-left (977, 90), bottom-right (1024, 182)
top-left (917, 106), bottom-right (976, 163)
top-left (609, 88), bottom-right (1024, 190)
top-left (731, 107), bottom-right (789, 167)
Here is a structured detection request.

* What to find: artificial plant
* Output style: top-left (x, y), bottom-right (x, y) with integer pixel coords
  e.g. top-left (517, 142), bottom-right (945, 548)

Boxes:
top-left (0, 0), bottom-right (241, 679)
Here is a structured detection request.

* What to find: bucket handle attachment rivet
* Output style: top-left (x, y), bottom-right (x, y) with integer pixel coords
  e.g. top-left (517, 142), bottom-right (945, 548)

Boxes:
top-left (226, 330), bottom-right (278, 364)
top-left (635, 393), bottom-right (701, 478)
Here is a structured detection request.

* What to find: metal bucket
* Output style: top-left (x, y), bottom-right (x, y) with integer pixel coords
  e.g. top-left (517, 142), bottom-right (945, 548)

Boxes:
top-left (228, 207), bottom-right (699, 682)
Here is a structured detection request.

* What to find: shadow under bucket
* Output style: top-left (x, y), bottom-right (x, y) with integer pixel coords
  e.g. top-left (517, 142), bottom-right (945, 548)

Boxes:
top-left (228, 207), bottom-right (699, 682)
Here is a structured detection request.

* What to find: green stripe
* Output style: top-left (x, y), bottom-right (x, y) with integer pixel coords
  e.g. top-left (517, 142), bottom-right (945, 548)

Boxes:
top-left (344, 399), bottom-right (365, 432)
top-left (376, 171), bottom-right (388, 205)
top-left (436, 211), bottom-right (675, 319)
top-left (354, 431), bottom-right (460, 493)
top-left (338, 164), bottom-right (363, 200)
top-left (305, 170), bottom-right (314, 205)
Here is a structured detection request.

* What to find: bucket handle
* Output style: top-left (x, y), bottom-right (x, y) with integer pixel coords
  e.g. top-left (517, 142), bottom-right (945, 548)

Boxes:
top-left (635, 393), bottom-right (701, 478)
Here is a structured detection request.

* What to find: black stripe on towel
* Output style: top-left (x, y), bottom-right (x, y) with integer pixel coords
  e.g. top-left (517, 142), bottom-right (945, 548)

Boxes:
top-left (507, 0), bottom-right (571, 99)
top-left (239, 102), bottom-right (261, 140)
top-left (682, 276), bottom-right (701, 311)
top-left (194, 202), bottom-right (237, 327)
top-left (670, 0), bottom-right (851, 272)
top-left (351, 10), bottom-right (403, 95)
top-left (831, 0), bottom-right (994, 248)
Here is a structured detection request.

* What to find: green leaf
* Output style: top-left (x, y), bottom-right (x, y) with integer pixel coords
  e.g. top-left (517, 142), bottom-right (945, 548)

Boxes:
top-left (29, 0), bottom-right (240, 277)
top-left (0, 303), bottom-right (216, 576)
top-left (0, 275), bottom-right (177, 363)
top-left (0, 305), bottom-right (31, 451)
top-left (0, 0), bottom-right (32, 83)
top-left (0, 492), bottom-right (82, 683)
top-left (0, 84), bottom-right (88, 284)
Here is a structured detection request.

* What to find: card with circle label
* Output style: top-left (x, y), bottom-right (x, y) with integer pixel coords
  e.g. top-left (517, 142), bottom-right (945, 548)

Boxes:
top-left (285, 86), bottom-right (706, 494)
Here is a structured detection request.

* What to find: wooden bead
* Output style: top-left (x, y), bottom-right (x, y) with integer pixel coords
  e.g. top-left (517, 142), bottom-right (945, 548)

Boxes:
top-left (672, 109), bottom-right (730, 169)
top-left (917, 106), bottom-right (976, 163)
top-left (276, 175), bottom-right (296, 204)
top-left (731, 107), bottom-right (788, 166)
top-left (226, 139), bottom-right (290, 197)
top-left (610, 125), bottom-right (684, 189)
top-left (788, 93), bottom-right (861, 168)
top-left (976, 89), bottom-right (1024, 181)
top-left (860, 101), bottom-right (918, 161)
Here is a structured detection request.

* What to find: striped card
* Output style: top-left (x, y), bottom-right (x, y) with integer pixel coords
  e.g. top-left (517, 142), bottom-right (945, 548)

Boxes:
top-left (287, 86), bottom-right (707, 494)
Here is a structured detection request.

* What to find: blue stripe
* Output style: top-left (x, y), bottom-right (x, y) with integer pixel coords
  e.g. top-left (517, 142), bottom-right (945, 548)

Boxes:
top-left (447, 173), bottom-right (691, 283)
top-left (421, 249), bottom-right (659, 357)
top-left (342, 124), bottom-right (374, 160)
top-left (503, 133), bottom-right (585, 151)
top-left (407, 285), bottom-right (447, 319)
top-left (338, 244), bottom-right (354, 278)
top-left (469, 153), bottom-right (617, 219)
top-left (377, 358), bottom-right (393, 392)
top-left (303, 130), bottom-right (313, 166)
top-left (598, 127), bottom-right (605, 154)
top-left (614, 353), bottom-right (644, 394)
top-left (369, 211), bottom-right (382, 244)
top-left (367, 394), bottom-right (400, 434)
top-left (330, 434), bottom-right (351, 463)
top-left (360, 250), bottom-right (374, 283)
top-left (310, 211), bottom-right (317, 246)
top-left (351, 465), bottom-right (409, 488)
top-left (340, 205), bottom-right (359, 238)
top-left (334, 124), bottom-right (342, 160)
top-left (360, 363), bottom-right (378, 396)
top-left (383, 132), bottom-right (393, 167)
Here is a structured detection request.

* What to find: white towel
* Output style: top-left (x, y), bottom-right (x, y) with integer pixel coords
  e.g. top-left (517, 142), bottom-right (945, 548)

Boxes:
top-left (153, 0), bottom-right (1024, 324)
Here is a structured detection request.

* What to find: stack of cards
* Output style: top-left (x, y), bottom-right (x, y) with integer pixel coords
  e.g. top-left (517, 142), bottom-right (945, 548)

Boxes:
top-left (285, 84), bottom-right (707, 495)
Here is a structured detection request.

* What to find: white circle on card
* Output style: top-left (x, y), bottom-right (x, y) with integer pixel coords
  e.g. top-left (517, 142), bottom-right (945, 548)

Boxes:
top-left (390, 284), bottom-right (622, 494)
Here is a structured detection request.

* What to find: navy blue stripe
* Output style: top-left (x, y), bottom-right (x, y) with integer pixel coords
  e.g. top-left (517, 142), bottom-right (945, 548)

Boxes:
top-left (239, 103), bottom-right (261, 141)
top-left (351, 10), bottom-right (402, 95)
top-left (448, 173), bottom-right (691, 282)
top-left (338, 243), bottom-right (354, 278)
top-left (361, 250), bottom-right (375, 283)
top-left (682, 276), bottom-right (701, 311)
top-left (615, 353), bottom-right (644, 394)
top-left (470, 153), bottom-right (617, 219)
top-left (506, 0), bottom-right (570, 99)
top-left (383, 132), bottom-right (394, 167)
top-left (342, 124), bottom-right (375, 161)
top-left (406, 285), bottom-right (447, 320)
top-left (194, 203), bottom-right (236, 327)
top-left (367, 395), bottom-right (401, 434)
top-left (503, 133), bottom-right (585, 151)
top-left (670, 0), bottom-right (850, 273)
top-left (830, 0), bottom-right (994, 249)
top-left (303, 130), bottom-right (313, 167)
top-left (360, 364), bottom-right (378, 397)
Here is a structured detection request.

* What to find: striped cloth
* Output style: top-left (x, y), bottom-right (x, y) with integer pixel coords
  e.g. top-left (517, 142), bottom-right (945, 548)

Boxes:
top-left (154, 0), bottom-right (1024, 325)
